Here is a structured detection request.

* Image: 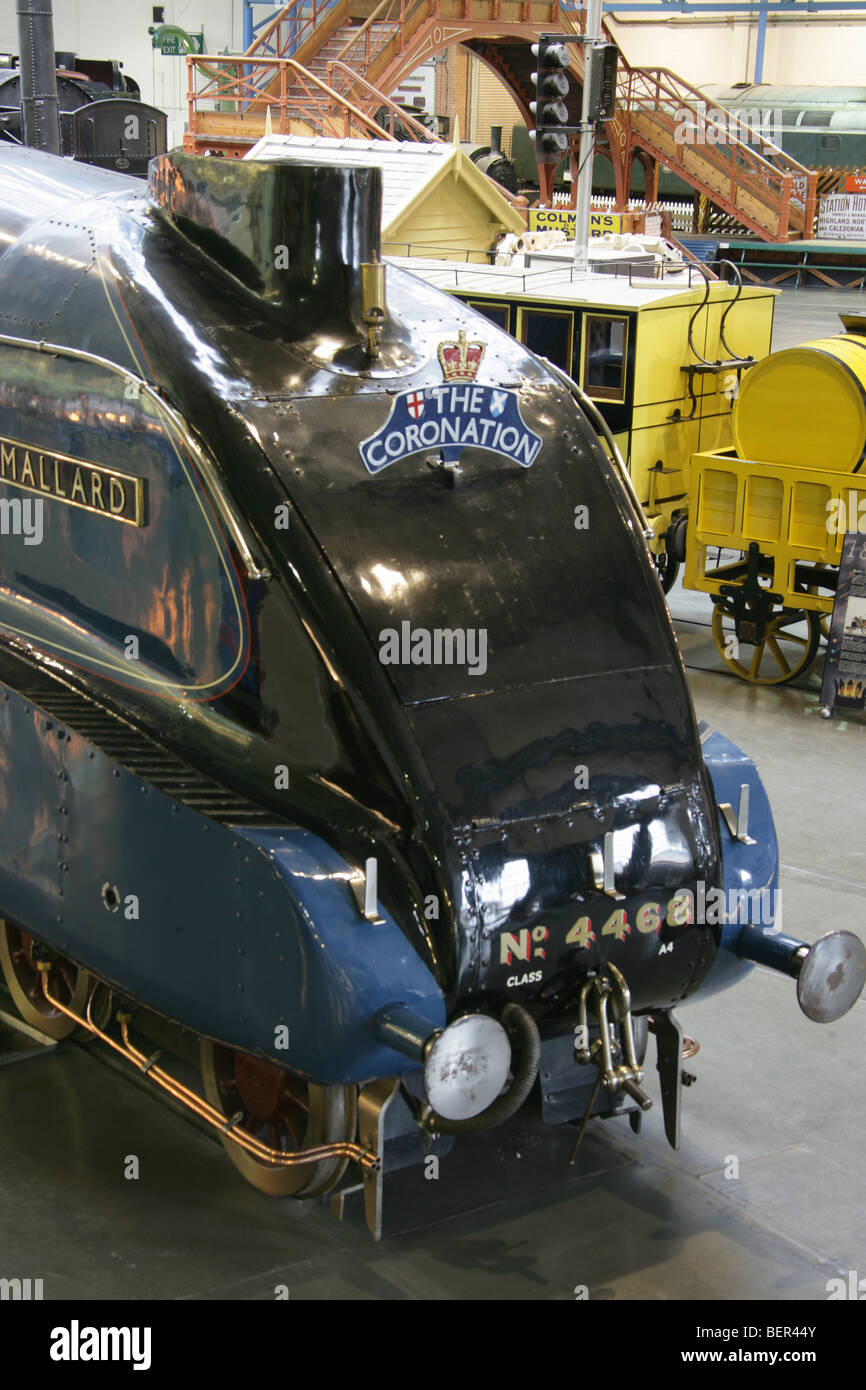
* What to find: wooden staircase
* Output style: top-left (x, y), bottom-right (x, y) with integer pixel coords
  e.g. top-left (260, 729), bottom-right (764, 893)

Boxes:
top-left (185, 0), bottom-right (817, 240)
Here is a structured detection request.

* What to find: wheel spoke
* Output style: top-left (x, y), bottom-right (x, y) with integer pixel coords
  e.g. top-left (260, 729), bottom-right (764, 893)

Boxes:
top-left (713, 602), bottom-right (819, 686)
top-left (279, 1076), bottom-right (310, 1113)
top-left (766, 635), bottom-right (791, 674)
top-left (201, 1038), bottom-right (356, 1199)
top-left (243, 1113), bottom-right (264, 1139)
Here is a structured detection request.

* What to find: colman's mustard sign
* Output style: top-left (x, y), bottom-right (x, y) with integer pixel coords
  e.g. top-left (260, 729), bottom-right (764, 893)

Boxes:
top-left (528, 209), bottom-right (622, 236)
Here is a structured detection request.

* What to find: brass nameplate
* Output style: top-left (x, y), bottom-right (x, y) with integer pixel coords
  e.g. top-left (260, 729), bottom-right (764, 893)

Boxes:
top-left (0, 436), bottom-right (146, 526)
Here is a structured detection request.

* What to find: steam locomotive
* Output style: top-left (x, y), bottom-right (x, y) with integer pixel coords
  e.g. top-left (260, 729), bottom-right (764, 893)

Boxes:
top-left (0, 51), bottom-right (166, 175)
top-left (0, 145), bottom-right (862, 1238)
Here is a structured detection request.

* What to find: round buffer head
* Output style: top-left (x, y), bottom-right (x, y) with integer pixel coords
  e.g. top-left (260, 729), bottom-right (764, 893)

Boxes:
top-left (423, 1013), bottom-right (511, 1121)
top-left (797, 931), bottom-right (866, 1023)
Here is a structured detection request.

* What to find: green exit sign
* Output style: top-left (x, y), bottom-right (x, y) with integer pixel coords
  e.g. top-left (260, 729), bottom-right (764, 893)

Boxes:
top-left (154, 29), bottom-right (203, 56)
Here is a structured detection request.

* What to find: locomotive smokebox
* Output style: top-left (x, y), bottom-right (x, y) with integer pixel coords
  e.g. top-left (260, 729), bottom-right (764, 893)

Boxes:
top-left (148, 152), bottom-right (383, 344)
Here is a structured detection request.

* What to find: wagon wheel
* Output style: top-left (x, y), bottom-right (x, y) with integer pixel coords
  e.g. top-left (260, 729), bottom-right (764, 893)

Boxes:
top-left (804, 585), bottom-right (833, 643)
top-left (200, 1039), bottom-right (357, 1198)
top-left (653, 549), bottom-right (680, 594)
top-left (0, 920), bottom-right (91, 1040)
top-left (711, 601), bottom-right (822, 685)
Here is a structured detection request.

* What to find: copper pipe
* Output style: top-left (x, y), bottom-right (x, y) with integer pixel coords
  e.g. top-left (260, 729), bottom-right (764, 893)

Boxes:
top-left (647, 1017), bottom-right (700, 1062)
top-left (39, 970), bottom-right (378, 1172)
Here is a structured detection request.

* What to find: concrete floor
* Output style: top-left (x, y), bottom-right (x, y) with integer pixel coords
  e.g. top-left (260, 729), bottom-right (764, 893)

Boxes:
top-left (0, 288), bottom-right (863, 1301)
top-left (769, 286), bottom-right (859, 351)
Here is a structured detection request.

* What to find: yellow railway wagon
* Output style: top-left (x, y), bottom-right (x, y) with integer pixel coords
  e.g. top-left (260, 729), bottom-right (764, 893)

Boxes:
top-left (684, 316), bottom-right (866, 685)
top-left (394, 254), bottom-right (776, 589)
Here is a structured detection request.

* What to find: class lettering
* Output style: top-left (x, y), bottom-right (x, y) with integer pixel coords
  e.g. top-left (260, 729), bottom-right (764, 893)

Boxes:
top-left (0, 437), bottom-right (145, 526)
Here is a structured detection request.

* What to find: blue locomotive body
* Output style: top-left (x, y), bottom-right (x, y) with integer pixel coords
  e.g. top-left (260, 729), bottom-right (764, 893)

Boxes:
top-left (0, 146), bottom-right (861, 1232)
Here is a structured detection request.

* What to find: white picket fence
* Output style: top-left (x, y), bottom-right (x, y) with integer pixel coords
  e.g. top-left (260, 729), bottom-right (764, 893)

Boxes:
top-left (551, 191), bottom-right (694, 232)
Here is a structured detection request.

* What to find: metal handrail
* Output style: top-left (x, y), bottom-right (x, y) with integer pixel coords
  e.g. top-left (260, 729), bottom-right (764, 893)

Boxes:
top-left (622, 69), bottom-right (807, 189)
top-left (244, 0), bottom-right (342, 61)
top-left (625, 67), bottom-right (811, 172)
top-left (333, 0), bottom-right (399, 63)
top-left (329, 0), bottom-right (433, 87)
top-left (557, 2), bottom-right (815, 236)
top-left (194, 0), bottom-right (816, 237)
top-left (623, 89), bottom-right (806, 237)
top-left (718, 260), bottom-right (747, 360)
top-left (0, 330), bottom-right (271, 582)
top-left (189, 54), bottom-right (402, 143)
top-left (326, 60), bottom-right (440, 142)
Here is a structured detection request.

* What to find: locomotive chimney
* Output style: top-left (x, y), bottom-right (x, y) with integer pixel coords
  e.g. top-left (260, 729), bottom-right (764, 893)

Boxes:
top-left (16, 0), bottom-right (60, 153)
top-left (490, 125), bottom-right (502, 155)
top-left (148, 152), bottom-right (384, 348)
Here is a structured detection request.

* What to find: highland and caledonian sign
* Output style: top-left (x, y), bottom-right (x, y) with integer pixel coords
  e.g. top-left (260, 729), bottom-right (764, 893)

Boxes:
top-left (817, 193), bottom-right (866, 241)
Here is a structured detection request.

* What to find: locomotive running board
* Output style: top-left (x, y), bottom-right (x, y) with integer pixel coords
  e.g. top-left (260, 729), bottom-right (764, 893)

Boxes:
top-left (39, 973), bottom-right (380, 1182)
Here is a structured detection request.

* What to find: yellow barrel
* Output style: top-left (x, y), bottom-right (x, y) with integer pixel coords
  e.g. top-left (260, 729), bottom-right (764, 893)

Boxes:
top-left (734, 334), bottom-right (866, 471)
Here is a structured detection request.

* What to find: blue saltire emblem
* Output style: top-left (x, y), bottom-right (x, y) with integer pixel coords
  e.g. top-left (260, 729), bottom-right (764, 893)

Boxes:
top-left (360, 383), bottom-right (543, 475)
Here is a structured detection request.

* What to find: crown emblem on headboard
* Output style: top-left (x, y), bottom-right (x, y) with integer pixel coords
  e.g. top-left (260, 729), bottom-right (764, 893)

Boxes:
top-left (437, 329), bottom-right (486, 382)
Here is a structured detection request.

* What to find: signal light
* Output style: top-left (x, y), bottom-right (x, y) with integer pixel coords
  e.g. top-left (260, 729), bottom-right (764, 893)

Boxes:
top-left (530, 97), bottom-right (568, 127)
top-left (530, 36), bottom-right (574, 166)
top-left (530, 129), bottom-right (569, 159)
top-left (531, 39), bottom-right (571, 76)
top-left (587, 43), bottom-right (619, 123)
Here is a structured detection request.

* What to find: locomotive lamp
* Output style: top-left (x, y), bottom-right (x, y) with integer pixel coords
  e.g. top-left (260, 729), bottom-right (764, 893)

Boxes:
top-left (423, 1015), bottom-right (512, 1121)
top-left (371, 1005), bottom-right (511, 1120)
top-left (371, 1002), bottom-right (541, 1130)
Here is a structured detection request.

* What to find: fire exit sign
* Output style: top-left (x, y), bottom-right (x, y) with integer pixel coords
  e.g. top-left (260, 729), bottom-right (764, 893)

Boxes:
top-left (155, 30), bottom-right (203, 55)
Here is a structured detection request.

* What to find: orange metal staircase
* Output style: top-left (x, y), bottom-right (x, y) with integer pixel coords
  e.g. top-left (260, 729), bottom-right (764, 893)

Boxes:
top-left (185, 0), bottom-right (817, 241)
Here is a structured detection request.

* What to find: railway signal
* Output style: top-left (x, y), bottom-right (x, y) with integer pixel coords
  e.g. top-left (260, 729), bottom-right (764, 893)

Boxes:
top-left (587, 42), bottom-right (619, 123)
top-left (530, 36), bottom-right (577, 163)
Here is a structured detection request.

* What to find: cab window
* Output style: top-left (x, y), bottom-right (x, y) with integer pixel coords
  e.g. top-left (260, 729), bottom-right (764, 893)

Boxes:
top-left (517, 307), bottom-right (575, 377)
top-left (583, 315), bottom-right (628, 401)
top-left (466, 300), bottom-right (510, 332)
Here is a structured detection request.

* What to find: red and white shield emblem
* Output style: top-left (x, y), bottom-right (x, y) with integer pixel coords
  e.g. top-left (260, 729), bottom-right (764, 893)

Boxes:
top-left (406, 391), bottom-right (425, 420)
